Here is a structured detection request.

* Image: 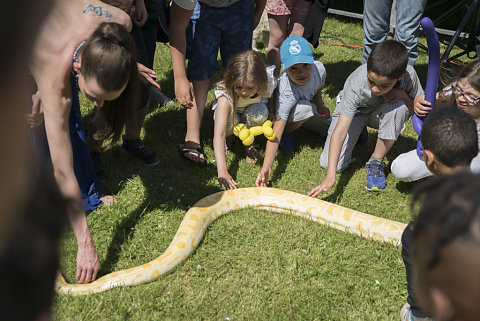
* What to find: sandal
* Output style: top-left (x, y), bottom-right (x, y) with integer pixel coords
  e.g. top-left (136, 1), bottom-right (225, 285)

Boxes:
top-left (178, 141), bottom-right (207, 166)
top-left (244, 145), bottom-right (260, 164)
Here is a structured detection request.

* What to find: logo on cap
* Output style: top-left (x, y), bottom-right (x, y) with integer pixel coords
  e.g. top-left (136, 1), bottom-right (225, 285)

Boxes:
top-left (289, 40), bottom-right (302, 55)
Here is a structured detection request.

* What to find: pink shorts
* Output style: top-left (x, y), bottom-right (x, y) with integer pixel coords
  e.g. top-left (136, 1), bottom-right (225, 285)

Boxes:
top-left (265, 0), bottom-right (311, 16)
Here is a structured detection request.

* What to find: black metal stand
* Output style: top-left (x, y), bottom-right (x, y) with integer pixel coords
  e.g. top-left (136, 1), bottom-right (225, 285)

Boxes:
top-left (425, 0), bottom-right (480, 64)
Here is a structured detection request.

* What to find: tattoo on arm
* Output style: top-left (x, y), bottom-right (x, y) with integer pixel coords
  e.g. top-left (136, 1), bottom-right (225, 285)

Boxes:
top-left (83, 4), bottom-right (113, 21)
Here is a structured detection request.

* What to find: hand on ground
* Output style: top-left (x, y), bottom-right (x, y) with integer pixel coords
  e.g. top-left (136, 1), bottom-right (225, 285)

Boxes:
top-left (307, 175), bottom-right (336, 198)
top-left (218, 172), bottom-right (238, 190)
top-left (76, 242), bottom-right (99, 284)
top-left (255, 167), bottom-right (271, 187)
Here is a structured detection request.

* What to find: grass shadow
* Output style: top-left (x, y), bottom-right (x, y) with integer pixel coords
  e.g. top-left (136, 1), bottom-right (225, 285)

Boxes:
top-left (322, 60), bottom-right (362, 99)
top-left (95, 101), bottom-right (222, 275)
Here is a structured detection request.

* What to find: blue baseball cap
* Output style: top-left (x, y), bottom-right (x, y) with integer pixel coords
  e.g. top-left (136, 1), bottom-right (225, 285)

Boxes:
top-left (280, 36), bottom-right (314, 71)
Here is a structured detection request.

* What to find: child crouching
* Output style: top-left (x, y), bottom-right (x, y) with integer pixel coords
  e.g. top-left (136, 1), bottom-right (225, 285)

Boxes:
top-left (213, 50), bottom-right (276, 189)
top-left (256, 35), bottom-right (330, 187)
top-left (309, 40), bottom-right (424, 196)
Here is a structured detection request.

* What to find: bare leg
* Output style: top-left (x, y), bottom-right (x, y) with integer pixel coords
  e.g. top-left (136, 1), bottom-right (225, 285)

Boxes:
top-left (372, 138), bottom-right (395, 159)
top-left (124, 110), bottom-right (141, 140)
top-left (267, 14), bottom-right (289, 76)
top-left (182, 78), bottom-right (211, 162)
top-left (288, 12), bottom-right (308, 36)
top-left (285, 118), bottom-right (308, 134)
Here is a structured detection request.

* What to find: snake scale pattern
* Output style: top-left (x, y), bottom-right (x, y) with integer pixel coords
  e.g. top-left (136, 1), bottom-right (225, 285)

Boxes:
top-left (56, 187), bottom-right (406, 295)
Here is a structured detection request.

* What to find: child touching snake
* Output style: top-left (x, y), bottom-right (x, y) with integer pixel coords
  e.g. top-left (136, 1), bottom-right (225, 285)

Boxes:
top-left (213, 50), bottom-right (276, 189)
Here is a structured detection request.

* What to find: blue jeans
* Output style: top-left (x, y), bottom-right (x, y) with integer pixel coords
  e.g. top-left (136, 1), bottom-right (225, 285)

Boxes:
top-left (362, 0), bottom-right (427, 66)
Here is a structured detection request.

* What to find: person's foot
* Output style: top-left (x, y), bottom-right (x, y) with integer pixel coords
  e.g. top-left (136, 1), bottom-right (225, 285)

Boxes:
top-left (100, 195), bottom-right (118, 206)
top-left (244, 145), bottom-right (260, 164)
top-left (365, 158), bottom-right (386, 191)
top-left (178, 141), bottom-right (206, 166)
top-left (122, 138), bottom-right (160, 166)
top-left (279, 133), bottom-right (294, 154)
top-left (400, 303), bottom-right (433, 321)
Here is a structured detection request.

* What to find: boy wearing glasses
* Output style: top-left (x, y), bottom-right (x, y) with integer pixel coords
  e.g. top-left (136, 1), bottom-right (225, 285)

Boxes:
top-left (391, 59), bottom-right (480, 182)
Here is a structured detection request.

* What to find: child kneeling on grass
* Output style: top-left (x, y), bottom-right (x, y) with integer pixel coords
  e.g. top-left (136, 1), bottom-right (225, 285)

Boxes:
top-left (213, 50), bottom-right (276, 190)
top-left (308, 40), bottom-right (424, 196)
top-left (256, 35), bottom-right (330, 187)
top-left (400, 105), bottom-right (478, 321)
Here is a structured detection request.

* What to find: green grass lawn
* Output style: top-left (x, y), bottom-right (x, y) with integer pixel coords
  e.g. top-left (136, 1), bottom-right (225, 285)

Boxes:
top-left (53, 16), bottom-right (470, 320)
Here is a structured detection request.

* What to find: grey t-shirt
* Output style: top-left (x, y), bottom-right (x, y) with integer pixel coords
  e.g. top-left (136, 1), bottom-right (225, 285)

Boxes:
top-left (335, 64), bottom-right (424, 119)
top-left (276, 61), bottom-right (327, 121)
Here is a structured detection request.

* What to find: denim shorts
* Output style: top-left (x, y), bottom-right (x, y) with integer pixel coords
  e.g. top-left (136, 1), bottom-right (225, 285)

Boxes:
top-left (186, 0), bottom-right (254, 81)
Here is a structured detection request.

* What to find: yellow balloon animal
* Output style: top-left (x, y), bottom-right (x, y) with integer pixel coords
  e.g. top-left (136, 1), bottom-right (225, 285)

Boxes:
top-left (233, 120), bottom-right (276, 146)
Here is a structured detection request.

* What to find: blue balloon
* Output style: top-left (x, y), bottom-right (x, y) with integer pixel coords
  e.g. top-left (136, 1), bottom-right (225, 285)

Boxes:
top-left (413, 17), bottom-right (440, 156)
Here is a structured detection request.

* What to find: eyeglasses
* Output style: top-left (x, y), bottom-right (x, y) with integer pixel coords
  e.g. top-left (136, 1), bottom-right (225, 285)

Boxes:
top-left (452, 81), bottom-right (480, 106)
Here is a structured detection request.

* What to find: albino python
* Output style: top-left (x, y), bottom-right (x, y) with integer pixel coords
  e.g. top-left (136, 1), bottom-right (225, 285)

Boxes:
top-left (56, 187), bottom-right (406, 295)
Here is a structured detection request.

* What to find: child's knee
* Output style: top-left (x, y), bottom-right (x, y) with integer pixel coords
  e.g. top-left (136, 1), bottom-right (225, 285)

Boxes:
top-left (320, 150), bottom-right (329, 169)
top-left (378, 103), bottom-right (409, 140)
top-left (319, 149), bottom-right (350, 172)
top-left (390, 157), bottom-right (412, 181)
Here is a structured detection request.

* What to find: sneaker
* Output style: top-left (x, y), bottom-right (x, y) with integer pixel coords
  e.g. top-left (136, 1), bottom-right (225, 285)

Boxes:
top-left (122, 138), bottom-right (160, 166)
top-left (365, 158), bottom-right (386, 191)
top-left (279, 133), bottom-right (295, 154)
top-left (400, 303), bottom-right (433, 321)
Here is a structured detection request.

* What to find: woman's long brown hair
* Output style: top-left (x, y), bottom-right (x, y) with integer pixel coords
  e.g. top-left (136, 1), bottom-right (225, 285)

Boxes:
top-left (80, 22), bottom-right (140, 146)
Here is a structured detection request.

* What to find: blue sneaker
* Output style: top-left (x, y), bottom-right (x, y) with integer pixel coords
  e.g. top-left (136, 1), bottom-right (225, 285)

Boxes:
top-left (365, 159), bottom-right (386, 191)
top-left (279, 133), bottom-right (295, 154)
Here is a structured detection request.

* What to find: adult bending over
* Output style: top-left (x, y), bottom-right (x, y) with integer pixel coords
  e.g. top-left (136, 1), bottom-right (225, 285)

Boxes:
top-left (30, 0), bottom-right (149, 283)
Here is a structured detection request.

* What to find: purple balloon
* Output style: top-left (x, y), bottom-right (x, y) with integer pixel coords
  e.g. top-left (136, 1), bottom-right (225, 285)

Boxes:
top-left (413, 17), bottom-right (440, 156)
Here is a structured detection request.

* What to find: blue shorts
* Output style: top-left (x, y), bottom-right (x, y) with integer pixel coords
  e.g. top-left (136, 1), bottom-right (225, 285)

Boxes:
top-left (186, 0), bottom-right (254, 81)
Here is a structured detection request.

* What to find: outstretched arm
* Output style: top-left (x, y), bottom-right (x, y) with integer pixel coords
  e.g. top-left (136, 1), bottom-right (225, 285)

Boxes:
top-left (255, 118), bottom-right (287, 187)
top-left (33, 69), bottom-right (99, 284)
top-left (213, 97), bottom-right (238, 189)
top-left (308, 114), bottom-right (351, 197)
